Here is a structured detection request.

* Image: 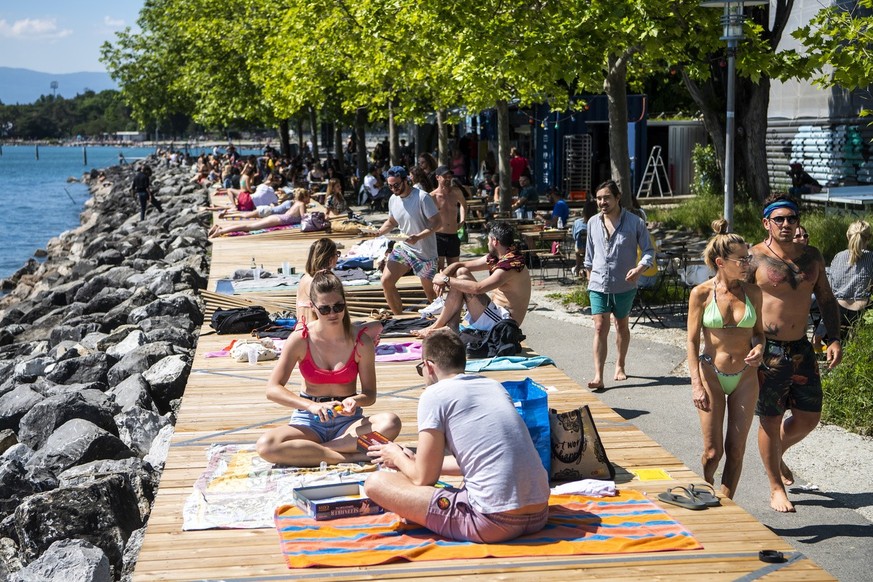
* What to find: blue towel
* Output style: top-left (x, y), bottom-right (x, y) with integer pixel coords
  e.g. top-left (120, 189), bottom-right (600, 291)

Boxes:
top-left (465, 356), bottom-right (554, 372)
top-left (336, 257), bottom-right (374, 270)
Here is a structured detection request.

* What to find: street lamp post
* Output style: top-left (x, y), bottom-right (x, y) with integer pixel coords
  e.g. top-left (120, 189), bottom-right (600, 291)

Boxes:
top-left (701, 0), bottom-right (767, 232)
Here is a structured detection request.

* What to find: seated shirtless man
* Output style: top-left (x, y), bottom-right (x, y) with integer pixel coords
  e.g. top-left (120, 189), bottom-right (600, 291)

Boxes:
top-left (414, 222), bottom-right (531, 337)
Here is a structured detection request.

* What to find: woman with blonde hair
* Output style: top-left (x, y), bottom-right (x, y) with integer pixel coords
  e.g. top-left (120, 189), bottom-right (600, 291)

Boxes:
top-left (257, 271), bottom-right (401, 466)
top-left (686, 218), bottom-right (765, 500)
top-left (208, 188), bottom-right (310, 238)
top-left (824, 220), bottom-right (873, 329)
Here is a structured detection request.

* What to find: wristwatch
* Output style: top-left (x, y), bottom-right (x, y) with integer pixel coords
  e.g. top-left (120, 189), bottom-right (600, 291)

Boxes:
top-left (444, 276), bottom-right (451, 289)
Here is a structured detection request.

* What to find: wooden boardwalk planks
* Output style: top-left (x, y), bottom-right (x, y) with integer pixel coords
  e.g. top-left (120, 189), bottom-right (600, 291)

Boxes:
top-left (133, 225), bottom-right (833, 581)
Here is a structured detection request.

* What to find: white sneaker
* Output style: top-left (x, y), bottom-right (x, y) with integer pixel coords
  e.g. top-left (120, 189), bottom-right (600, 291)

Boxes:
top-left (419, 296), bottom-right (445, 316)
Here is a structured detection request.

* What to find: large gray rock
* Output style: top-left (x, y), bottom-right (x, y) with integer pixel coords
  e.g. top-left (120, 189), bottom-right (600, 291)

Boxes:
top-left (128, 293), bottom-right (202, 328)
top-left (144, 424), bottom-right (173, 472)
top-left (13, 474), bottom-right (142, 576)
top-left (12, 356), bottom-right (54, 382)
top-left (83, 288), bottom-right (132, 315)
top-left (142, 355), bottom-right (190, 412)
top-left (101, 289), bottom-right (158, 331)
top-left (44, 353), bottom-right (111, 386)
top-left (58, 457), bottom-right (157, 522)
top-left (143, 326), bottom-right (193, 349)
top-left (136, 314), bottom-right (196, 335)
top-left (0, 386), bottom-right (43, 431)
top-left (114, 407), bottom-right (170, 457)
top-left (106, 330), bottom-right (147, 361)
top-left (106, 342), bottom-right (174, 387)
top-left (107, 374), bottom-right (155, 412)
top-left (26, 419), bottom-right (134, 476)
top-left (134, 240), bottom-right (165, 261)
top-left (121, 526), bottom-right (145, 582)
top-left (72, 276), bottom-right (114, 304)
top-left (0, 459), bottom-right (36, 520)
top-left (12, 538), bottom-right (111, 582)
top-left (18, 393), bottom-right (118, 451)
top-left (48, 322), bottom-right (102, 347)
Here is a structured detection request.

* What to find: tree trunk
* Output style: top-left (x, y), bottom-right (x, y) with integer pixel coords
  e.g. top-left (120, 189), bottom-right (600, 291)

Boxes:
top-left (308, 107), bottom-right (319, 161)
top-left (388, 100), bottom-right (400, 166)
top-left (437, 109), bottom-right (449, 165)
top-left (334, 123), bottom-right (343, 172)
top-left (278, 119), bottom-right (291, 158)
top-left (355, 107), bottom-right (368, 183)
top-left (496, 100), bottom-right (512, 212)
top-left (296, 117), bottom-right (304, 151)
top-left (738, 77), bottom-right (772, 202)
top-left (604, 54), bottom-right (633, 208)
top-left (682, 72), bottom-right (727, 189)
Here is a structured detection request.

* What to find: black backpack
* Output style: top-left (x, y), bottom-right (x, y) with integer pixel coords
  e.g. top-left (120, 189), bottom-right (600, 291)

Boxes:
top-left (210, 306), bottom-right (271, 335)
top-left (466, 319), bottom-right (526, 358)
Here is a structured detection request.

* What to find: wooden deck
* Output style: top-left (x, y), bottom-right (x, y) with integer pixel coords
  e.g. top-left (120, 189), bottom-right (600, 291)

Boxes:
top-left (132, 221), bottom-right (833, 581)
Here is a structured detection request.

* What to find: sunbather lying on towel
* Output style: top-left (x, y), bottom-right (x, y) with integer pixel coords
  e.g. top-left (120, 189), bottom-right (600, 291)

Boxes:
top-left (256, 271), bottom-right (400, 466)
top-left (208, 188), bottom-right (309, 238)
top-left (364, 329), bottom-right (549, 543)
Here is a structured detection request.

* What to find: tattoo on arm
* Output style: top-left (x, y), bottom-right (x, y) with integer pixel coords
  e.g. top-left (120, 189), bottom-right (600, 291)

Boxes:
top-left (764, 323), bottom-right (779, 338)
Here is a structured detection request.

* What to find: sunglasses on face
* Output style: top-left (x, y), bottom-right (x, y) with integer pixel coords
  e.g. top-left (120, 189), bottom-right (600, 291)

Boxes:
top-left (794, 233), bottom-right (809, 239)
top-left (415, 361), bottom-right (428, 376)
top-left (768, 215), bottom-right (799, 226)
top-left (315, 302), bottom-right (346, 315)
top-left (727, 255), bottom-right (753, 265)
top-left (387, 181), bottom-right (404, 191)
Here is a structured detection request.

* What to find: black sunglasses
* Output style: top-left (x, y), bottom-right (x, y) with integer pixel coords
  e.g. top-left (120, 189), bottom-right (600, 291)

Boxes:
top-left (794, 233), bottom-right (809, 239)
top-left (415, 361), bottom-right (427, 376)
top-left (315, 302), bottom-right (346, 315)
top-left (387, 181), bottom-right (404, 190)
top-left (769, 215), bottom-right (799, 226)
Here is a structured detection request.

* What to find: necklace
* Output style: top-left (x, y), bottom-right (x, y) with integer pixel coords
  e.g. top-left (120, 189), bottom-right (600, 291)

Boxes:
top-left (765, 238), bottom-right (801, 275)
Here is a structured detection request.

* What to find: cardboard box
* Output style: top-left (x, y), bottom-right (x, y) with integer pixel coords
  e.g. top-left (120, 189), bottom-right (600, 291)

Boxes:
top-left (292, 482), bottom-right (384, 520)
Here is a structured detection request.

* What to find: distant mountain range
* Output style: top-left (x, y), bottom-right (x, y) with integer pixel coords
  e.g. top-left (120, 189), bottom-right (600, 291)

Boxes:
top-left (0, 67), bottom-right (118, 105)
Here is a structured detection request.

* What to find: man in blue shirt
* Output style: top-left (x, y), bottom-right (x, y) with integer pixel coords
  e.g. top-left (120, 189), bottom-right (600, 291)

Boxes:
top-left (583, 180), bottom-right (655, 391)
top-left (542, 188), bottom-right (569, 228)
top-left (511, 176), bottom-right (538, 219)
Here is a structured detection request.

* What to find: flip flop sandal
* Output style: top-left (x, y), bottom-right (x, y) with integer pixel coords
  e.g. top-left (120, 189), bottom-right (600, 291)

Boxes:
top-left (689, 483), bottom-right (721, 507)
top-left (758, 550), bottom-right (786, 563)
top-left (657, 486), bottom-right (708, 510)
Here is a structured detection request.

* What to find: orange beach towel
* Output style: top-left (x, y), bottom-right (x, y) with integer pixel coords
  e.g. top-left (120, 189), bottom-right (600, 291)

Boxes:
top-left (274, 489), bottom-right (702, 569)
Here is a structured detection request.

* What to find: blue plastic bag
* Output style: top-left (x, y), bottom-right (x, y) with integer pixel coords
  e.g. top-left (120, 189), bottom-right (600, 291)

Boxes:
top-left (501, 378), bottom-right (551, 475)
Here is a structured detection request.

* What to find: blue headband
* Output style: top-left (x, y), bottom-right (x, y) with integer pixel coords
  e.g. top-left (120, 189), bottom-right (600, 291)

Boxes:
top-left (763, 200), bottom-right (799, 218)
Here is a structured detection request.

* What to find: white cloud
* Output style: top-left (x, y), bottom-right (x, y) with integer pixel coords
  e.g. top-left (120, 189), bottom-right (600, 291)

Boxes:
top-left (0, 18), bottom-right (72, 40)
top-left (104, 16), bottom-right (125, 28)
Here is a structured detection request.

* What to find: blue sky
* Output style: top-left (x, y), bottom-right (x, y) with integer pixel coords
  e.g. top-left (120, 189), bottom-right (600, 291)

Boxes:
top-left (0, 2), bottom-right (144, 73)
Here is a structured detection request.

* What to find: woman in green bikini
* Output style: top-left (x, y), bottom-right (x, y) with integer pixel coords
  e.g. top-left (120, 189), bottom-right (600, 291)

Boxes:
top-left (686, 219), bottom-right (765, 499)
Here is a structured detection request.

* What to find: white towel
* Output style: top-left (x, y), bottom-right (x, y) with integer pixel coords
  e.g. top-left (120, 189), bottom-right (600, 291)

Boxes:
top-left (550, 479), bottom-right (616, 497)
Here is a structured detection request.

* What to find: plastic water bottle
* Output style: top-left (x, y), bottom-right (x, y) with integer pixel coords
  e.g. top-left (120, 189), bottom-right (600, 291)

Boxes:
top-left (251, 257), bottom-right (260, 280)
top-left (557, 216), bottom-right (565, 229)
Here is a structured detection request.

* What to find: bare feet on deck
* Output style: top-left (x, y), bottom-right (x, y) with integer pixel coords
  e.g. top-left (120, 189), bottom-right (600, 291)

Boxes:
top-left (780, 460), bottom-right (795, 486)
top-left (614, 367), bottom-right (628, 381)
top-left (770, 488), bottom-right (796, 513)
top-left (411, 326), bottom-right (436, 339)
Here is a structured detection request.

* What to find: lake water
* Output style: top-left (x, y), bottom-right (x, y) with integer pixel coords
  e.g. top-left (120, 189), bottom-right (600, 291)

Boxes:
top-left (0, 144), bottom-right (158, 281)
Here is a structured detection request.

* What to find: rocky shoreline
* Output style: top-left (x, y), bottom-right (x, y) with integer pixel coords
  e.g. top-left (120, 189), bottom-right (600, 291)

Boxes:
top-left (0, 159), bottom-right (211, 580)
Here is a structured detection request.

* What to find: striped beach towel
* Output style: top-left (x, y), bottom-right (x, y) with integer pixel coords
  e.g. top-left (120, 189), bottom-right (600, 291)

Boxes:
top-left (274, 489), bottom-right (702, 568)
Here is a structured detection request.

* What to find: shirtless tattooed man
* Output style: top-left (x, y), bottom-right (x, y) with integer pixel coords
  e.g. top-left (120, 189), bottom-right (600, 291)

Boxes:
top-left (749, 195), bottom-right (842, 512)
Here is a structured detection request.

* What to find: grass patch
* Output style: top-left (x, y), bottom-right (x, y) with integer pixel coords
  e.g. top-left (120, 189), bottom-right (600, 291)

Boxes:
top-left (546, 285), bottom-right (590, 309)
top-left (821, 314), bottom-right (873, 436)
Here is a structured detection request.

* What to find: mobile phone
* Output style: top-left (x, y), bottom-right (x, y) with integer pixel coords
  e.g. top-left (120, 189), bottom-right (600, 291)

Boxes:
top-left (356, 431), bottom-right (391, 453)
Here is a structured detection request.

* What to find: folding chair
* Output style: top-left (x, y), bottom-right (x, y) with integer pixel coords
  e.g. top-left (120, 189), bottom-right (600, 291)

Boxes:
top-left (632, 270), bottom-right (666, 328)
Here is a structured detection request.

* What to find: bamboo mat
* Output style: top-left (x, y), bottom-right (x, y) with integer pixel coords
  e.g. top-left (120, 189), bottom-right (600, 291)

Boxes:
top-left (132, 218), bottom-right (834, 581)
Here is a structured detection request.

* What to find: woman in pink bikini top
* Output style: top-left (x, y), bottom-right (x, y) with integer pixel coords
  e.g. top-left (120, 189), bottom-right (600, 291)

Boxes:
top-left (257, 271), bottom-right (400, 467)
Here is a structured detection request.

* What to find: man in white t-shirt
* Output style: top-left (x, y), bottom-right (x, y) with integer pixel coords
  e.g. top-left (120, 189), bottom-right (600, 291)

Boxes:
top-left (360, 165), bottom-right (382, 205)
top-left (364, 329), bottom-right (550, 543)
top-left (251, 181), bottom-right (279, 207)
top-left (374, 166), bottom-right (442, 314)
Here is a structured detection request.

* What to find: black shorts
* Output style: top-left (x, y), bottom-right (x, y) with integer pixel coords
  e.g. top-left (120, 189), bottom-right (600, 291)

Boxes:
top-left (756, 338), bottom-right (823, 417)
top-left (436, 232), bottom-right (461, 258)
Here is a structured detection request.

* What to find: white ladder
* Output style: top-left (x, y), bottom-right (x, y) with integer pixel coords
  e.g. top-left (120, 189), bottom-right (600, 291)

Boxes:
top-left (637, 146), bottom-right (673, 198)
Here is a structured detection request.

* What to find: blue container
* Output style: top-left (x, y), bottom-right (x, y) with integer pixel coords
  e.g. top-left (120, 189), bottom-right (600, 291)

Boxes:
top-left (502, 378), bottom-right (551, 475)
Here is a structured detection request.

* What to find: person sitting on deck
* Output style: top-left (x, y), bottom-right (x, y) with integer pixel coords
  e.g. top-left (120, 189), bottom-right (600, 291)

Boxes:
top-left (207, 188), bottom-right (309, 238)
top-left (257, 271), bottom-right (401, 466)
top-left (363, 329), bottom-right (550, 543)
top-left (413, 221), bottom-right (531, 337)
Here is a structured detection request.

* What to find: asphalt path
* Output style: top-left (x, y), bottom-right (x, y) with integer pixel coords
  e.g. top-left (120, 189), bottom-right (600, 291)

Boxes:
top-left (522, 309), bottom-right (873, 582)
